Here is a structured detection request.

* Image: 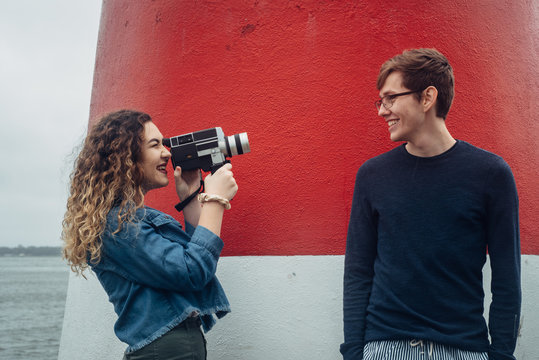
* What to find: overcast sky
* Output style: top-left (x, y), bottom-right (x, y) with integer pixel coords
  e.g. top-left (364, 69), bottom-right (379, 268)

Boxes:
top-left (0, 1), bottom-right (102, 247)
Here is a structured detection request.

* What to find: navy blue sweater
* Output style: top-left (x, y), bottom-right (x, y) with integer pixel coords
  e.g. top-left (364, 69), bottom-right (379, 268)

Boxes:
top-left (341, 141), bottom-right (521, 360)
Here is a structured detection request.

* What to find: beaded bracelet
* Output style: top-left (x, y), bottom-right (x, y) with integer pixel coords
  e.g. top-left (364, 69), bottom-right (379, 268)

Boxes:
top-left (197, 193), bottom-right (231, 210)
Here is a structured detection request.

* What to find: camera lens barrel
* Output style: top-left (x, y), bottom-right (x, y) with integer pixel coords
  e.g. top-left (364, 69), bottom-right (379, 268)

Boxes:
top-left (224, 132), bottom-right (250, 157)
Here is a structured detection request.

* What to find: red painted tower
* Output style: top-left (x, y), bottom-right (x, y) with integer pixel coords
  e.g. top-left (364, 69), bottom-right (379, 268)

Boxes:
top-left (89, 0), bottom-right (538, 257)
top-left (60, 2), bottom-right (539, 359)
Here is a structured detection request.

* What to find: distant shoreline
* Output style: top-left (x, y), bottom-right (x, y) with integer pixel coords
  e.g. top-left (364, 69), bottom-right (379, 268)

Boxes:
top-left (0, 246), bottom-right (62, 257)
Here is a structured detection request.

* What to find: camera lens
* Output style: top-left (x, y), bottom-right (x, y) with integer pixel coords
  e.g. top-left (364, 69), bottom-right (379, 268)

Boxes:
top-left (225, 132), bottom-right (250, 157)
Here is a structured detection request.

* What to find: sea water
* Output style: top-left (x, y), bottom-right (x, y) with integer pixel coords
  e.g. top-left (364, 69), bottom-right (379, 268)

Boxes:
top-left (0, 256), bottom-right (69, 359)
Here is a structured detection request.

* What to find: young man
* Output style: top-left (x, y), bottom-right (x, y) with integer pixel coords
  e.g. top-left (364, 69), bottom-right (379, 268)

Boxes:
top-left (341, 49), bottom-right (521, 360)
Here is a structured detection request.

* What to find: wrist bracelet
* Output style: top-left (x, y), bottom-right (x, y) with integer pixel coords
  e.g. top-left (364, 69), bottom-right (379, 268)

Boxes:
top-left (197, 193), bottom-right (231, 210)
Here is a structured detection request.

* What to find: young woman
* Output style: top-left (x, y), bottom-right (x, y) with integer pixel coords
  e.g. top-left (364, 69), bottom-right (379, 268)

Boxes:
top-left (62, 110), bottom-right (237, 360)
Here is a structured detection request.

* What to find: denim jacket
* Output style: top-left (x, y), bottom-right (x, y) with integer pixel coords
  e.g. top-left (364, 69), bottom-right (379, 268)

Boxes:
top-left (90, 206), bottom-right (230, 353)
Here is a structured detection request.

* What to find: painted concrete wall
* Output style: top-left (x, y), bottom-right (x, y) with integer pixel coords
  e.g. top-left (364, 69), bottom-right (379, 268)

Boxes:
top-left (60, 0), bottom-right (539, 358)
top-left (86, 0), bottom-right (538, 257)
top-left (59, 256), bottom-right (539, 359)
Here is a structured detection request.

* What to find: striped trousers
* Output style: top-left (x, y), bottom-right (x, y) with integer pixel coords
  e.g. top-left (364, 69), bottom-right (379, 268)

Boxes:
top-left (364, 340), bottom-right (488, 360)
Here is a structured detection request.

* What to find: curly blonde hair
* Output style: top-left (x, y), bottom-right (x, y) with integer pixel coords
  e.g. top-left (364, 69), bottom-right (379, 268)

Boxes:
top-left (62, 110), bottom-right (152, 275)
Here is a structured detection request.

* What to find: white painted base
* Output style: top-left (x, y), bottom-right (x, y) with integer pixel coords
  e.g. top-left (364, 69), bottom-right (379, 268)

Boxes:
top-left (59, 255), bottom-right (539, 360)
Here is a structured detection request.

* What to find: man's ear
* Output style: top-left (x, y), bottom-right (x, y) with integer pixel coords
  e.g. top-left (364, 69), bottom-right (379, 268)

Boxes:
top-left (422, 86), bottom-right (438, 113)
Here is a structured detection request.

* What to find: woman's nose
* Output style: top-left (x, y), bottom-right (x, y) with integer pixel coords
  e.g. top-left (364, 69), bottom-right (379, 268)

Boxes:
top-left (162, 146), bottom-right (171, 159)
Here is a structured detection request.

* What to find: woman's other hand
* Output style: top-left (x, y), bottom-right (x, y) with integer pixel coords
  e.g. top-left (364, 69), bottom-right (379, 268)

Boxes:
top-left (174, 166), bottom-right (202, 201)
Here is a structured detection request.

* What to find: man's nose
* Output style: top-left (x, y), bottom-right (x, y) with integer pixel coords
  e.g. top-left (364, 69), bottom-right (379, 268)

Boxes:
top-left (378, 103), bottom-right (390, 117)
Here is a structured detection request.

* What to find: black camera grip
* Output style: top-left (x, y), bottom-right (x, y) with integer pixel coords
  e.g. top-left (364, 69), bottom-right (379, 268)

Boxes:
top-left (210, 160), bottom-right (231, 174)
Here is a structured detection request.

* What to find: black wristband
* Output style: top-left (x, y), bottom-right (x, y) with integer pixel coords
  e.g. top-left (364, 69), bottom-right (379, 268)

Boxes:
top-left (174, 180), bottom-right (203, 212)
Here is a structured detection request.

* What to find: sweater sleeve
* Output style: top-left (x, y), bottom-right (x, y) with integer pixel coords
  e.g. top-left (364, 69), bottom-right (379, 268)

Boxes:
top-left (341, 167), bottom-right (378, 360)
top-left (484, 158), bottom-right (521, 360)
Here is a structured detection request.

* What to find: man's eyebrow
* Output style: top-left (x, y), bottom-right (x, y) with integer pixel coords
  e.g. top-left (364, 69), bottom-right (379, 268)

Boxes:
top-left (380, 91), bottom-right (395, 97)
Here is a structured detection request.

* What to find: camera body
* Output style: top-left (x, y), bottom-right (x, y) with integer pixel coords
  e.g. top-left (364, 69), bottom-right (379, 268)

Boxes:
top-left (163, 127), bottom-right (250, 173)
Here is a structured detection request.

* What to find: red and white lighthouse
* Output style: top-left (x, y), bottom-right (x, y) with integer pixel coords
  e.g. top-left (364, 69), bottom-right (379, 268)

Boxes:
top-left (60, 1), bottom-right (539, 359)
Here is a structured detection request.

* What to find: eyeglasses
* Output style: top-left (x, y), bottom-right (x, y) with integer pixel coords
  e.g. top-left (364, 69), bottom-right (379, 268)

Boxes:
top-left (374, 90), bottom-right (420, 111)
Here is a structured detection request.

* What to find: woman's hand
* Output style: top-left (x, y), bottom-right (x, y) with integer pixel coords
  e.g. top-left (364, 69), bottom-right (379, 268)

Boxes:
top-left (174, 166), bottom-right (202, 201)
top-left (196, 163), bottom-right (238, 237)
top-left (203, 163), bottom-right (238, 200)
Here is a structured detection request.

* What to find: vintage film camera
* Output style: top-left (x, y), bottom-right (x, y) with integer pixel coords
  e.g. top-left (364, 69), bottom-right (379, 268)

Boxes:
top-left (163, 127), bottom-right (250, 173)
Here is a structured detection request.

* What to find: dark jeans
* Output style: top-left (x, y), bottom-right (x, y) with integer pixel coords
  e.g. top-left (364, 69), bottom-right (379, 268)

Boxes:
top-left (123, 318), bottom-right (207, 360)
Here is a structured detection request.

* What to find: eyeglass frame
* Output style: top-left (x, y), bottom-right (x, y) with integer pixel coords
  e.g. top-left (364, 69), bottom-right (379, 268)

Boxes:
top-left (374, 90), bottom-right (423, 111)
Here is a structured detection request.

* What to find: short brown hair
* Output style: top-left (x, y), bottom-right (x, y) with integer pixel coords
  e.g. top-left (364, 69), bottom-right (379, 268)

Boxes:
top-left (377, 48), bottom-right (454, 119)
